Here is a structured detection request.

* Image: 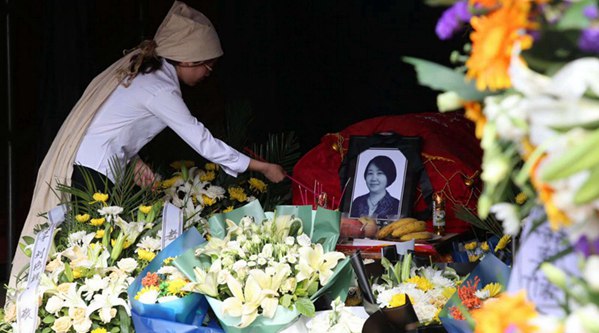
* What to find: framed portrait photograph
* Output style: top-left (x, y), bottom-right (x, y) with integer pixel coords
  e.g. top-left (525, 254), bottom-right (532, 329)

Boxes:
top-left (348, 148), bottom-right (407, 220)
top-left (339, 133), bottom-right (429, 223)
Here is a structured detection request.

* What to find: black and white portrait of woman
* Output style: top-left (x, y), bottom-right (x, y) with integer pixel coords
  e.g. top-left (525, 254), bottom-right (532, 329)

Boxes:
top-left (349, 149), bottom-right (407, 220)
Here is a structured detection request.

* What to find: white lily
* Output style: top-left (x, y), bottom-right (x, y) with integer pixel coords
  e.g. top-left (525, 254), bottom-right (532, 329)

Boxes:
top-left (86, 275), bottom-right (130, 323)
top-left (191, 268), bottom-right (219, 297)
top-left (221, 274), bottom-right (276, 328)
top-left (114, 217), bottom-right (145, 243)
top-left (297, 244), bottom-right (345, 285)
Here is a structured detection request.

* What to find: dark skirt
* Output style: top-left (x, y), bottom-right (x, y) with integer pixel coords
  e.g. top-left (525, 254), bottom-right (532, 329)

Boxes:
top-left (71, 165), bottom-right (115, 193)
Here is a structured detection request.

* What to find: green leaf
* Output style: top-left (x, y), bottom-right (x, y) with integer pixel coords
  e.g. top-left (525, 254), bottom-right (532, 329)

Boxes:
top-left (402, 56), bottom-right (495, 101)
top-left (18, 243), bottom-right (32, 257)
top-left (22, 236), bottom-right (35, 245)
top-left (556, 0), bottom-right (594, 30)
top-left (306, 280), bottom-right (319, 296)
top-left (63, 262), bottom-right (74, 282)
top-left (118, 306), bottom-right (131, 333)
top-left (280, 294), bottom-right (293, 308)
top-left (42, 328), bottom-right (52, 333)
top-left (42, 316), bottom-right (55, 324)
top-left (110, 327), bottom-right (121, 333)
top-left (295, 297), bottom-right (316, 318)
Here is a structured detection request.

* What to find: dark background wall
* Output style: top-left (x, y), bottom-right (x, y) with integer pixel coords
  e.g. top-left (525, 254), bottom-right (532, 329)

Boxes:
top-left (0, 0), bottom-right (465, 275)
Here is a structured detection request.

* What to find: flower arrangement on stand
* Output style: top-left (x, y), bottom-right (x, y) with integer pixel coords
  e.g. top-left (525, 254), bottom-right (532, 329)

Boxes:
top-left (407, 0), bottom-right (599, 330)
top-left (1, 167), bottom-right (161, 333)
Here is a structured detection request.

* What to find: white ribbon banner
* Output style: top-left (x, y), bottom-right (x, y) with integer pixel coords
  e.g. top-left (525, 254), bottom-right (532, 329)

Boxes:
top-left (161, 203), bottom-right (183, 249)
top-left (17, 204), bottom-right (67, 333)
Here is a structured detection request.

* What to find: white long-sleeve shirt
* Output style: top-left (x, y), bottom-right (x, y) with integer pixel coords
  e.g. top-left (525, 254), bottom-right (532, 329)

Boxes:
top-left (75, 60), bottom-right (250, 181)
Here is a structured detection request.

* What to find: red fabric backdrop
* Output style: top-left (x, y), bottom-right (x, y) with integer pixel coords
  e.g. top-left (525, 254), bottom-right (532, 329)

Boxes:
top-left (291, 112), bottom-right (483, 234)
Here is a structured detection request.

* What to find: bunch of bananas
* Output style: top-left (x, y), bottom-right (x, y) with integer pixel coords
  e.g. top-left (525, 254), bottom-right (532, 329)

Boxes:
top-left (376, 217), bottom-right (432, 241)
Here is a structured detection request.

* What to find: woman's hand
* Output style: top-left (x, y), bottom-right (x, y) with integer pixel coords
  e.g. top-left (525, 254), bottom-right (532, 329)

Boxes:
top-left (248, 159), bottom-right (286, 183)
top-left (133, 158), bottom-right (156, 188)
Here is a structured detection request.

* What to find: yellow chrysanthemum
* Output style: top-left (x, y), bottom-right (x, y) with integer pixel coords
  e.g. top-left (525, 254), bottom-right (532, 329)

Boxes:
top-left (483, 282), bottom-right (502, 297)
top-left (223, 206), bottom-right (234, 213)
top-left (205, 163), bottom-right (218, 171)
top-left (138, 249), bottom-right (156, 262)
top-left (471, 291), bottom-right (538, 333)
top-left (464, 102), bottom-right (486, 139)
top-left (200, 170), bottom-right (216, 182)
top-left (75, 214), bottom-right (90, 223)
top-left (90, 217), bottom-right (106, 227)
top-left (495, 235), bottom-right (511, 252)
top-left (73, 267), bottom-right (85, 280)
top-left (248, 178), bottom-right (267, 193)
top-left (91, 328), bottom-right (108, 333)
top-left (169, 160), bottom-right (195, 170)
top-left (469, 254), bottom-right (481, 262)
top-left (442, 286), bottom-right (457, 300)
top-left (466, 0), bottom-right (534, 91)
top-left (515, 192), bottom-right (528, 205)
top-left (389, 293), bottom-right (407, 308)
top-left (91, 192), bottom-right (109, 204)
top-left (228, 186), bottom-right (248, 202)
top-left (160, 176), bottom-right (181, 189)
top-left (139, 205), bottom-right (152, 214)
top-left (464, 242), bottom-right (478, 251)
top-left (202, 194), bottom-right (216, 206)
top-left (406, 276), bottom-right (434, 291)
top-left (134, 286), bottom-right (160, 300)
top-left (95, 230), bottom-right (105, 239)
top-left (166, 278), bottom-right (188, 297)
top-left (480, 241), bottom-right (490, 252)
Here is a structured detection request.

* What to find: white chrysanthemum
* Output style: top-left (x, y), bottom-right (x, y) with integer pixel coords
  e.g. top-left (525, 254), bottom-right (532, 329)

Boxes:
top-left (136, 236), bottom-right (161, 252)
top-left (97, 205), bottom-right (124, 216)
top-left (137, 289), bottom-right (159, 304)
top-left (116, 258), bottom-right (138, 273)
top-left (474, 289), bottom-right (490, 300)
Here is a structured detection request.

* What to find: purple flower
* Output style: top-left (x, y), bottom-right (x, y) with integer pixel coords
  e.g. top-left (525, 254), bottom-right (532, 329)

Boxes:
top-left (583, 4), bottom-right (599, 20)
top-left (575, 236), bottom-right (590, 257)
top-left (574, 235), bottom-right (599, 257)
top-left (435, 1), bottom-right (472, 40)
top-left (579, 27), bottom-right (599, 54)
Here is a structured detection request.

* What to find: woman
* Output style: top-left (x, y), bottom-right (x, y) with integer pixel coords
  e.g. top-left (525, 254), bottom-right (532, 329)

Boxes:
top-left (350, 155), bottom-right (400, 220)
top-left (11, 1), bottom-right (284, 285)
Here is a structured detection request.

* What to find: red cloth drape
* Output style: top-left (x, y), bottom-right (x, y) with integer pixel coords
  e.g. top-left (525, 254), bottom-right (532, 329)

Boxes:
top-left (291, 112), bottom-right (483, 234)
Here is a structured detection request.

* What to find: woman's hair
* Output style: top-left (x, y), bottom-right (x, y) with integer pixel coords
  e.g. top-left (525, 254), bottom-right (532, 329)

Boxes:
top-left (118, 40), bottom-right (162, 87)
top-left (363, 155), bottom-right (397, 186)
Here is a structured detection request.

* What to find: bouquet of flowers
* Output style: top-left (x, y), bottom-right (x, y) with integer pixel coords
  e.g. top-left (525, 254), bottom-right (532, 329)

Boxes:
top-left (368, 253), bottom-right (461, 326)
top-left (408, 0), bottom-right (599, 331)
top-left (173, 202), bottom-right (353, 333)
top-left (160, 161), bottom-right (270, 233)
top-left (438, 253), bottom-right (511, 333)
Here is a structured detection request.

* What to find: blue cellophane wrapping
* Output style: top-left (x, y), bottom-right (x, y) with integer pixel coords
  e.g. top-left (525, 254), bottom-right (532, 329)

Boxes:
top-left (438, 253), bottom-right (511, 333)
top-left (128, 228), bottom-right (223, 332)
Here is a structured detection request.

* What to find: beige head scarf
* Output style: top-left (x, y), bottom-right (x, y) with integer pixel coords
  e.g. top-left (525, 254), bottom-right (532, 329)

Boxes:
top-left (10, 1), bottom-right (222, 287)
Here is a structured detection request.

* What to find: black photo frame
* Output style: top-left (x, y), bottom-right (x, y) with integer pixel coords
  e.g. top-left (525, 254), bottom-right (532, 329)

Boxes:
top-left (339, 133), bottom-right (432, 223)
